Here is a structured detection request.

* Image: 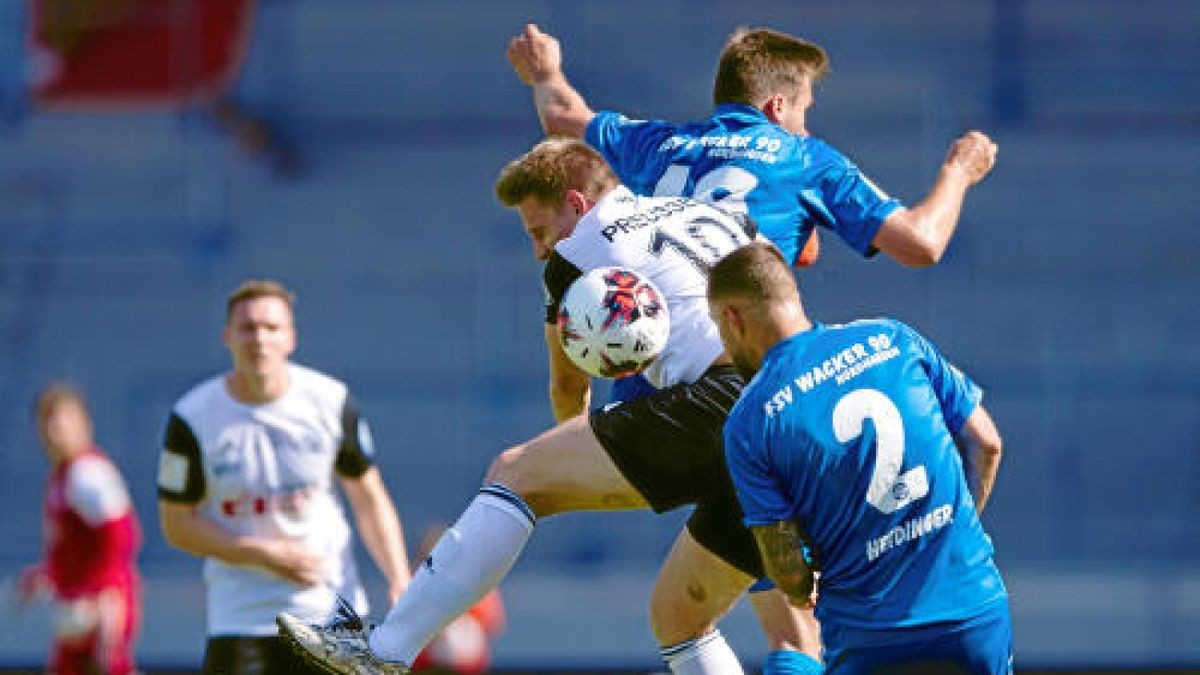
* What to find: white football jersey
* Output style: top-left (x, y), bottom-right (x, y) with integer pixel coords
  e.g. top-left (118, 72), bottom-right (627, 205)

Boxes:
top-left (65, 454), bottom-right (133, 527)
top-left (157, 364), bottom-right (375, 636)
top-left (544, 186), bottom-right (755, 388)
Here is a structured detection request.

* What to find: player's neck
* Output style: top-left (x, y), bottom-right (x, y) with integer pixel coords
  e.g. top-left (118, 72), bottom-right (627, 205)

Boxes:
top-left (770, 304), bottom-right (813, 341)
top-left (47, 443), bottom-right (87, 468)
top-left (226, 367), bottom-right (291, 405)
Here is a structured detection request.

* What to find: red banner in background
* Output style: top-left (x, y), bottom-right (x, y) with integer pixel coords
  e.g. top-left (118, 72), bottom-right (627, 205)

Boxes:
top-left (28, 0), bottom-right (256, 109)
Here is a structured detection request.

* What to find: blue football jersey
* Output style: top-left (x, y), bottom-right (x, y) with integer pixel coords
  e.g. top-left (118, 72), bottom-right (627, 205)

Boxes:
top-left (586, 104), bottom-right (903, 266)
top-left (723, 319), bottom-right (1007, 645)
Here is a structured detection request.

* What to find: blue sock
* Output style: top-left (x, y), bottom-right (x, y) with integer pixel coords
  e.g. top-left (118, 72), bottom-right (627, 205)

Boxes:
top-left (762, 649), bottom-right (823, 675)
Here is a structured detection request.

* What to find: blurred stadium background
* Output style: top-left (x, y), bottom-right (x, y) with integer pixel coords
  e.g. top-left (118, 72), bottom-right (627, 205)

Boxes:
top-left (0, 0), bottom-right (1196, 672)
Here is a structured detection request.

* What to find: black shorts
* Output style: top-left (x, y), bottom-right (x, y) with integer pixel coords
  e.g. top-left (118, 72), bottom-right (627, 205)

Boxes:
top-left (201, 635), bottom-right (322, 675)
top-left (589, 365), bottom-right (764, 578)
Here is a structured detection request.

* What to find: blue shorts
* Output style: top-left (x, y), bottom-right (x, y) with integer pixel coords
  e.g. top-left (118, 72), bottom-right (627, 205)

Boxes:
top-left (825, 603), bottom-right (1012, 675)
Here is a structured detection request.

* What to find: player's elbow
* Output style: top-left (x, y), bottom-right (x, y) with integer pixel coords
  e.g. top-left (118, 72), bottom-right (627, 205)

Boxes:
top-left (159, 520), bottom-right (183, 552)
top-left (160, 524), bottom-right (186, 553)
top-left (875, 212), bottom-right (946, 267)
top-left (158, 502), bottom-right (192, 552)
top-left (979, 430), bottom-right (1003, 467)
top-left (541, 108), bottom-right (594, 140)
top-left (543, 115), bottom-right (583, 139)
top-left (907, 250), bottom-right (942, 268)
top-left (893, 240), bottom-right (944, 268)
top-left (549, 379), bottom-right (589, 415)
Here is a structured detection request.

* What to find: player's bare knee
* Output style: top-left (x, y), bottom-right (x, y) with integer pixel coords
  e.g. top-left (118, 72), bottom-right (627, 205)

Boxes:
top-left (484, 445), bottom-right (531, 490)
top-left (484, 444), bottom-right (561, 517)
top-left (648, 606), bottom-right (716, 645)
top-left (648, 582), bottom-right (717, 644)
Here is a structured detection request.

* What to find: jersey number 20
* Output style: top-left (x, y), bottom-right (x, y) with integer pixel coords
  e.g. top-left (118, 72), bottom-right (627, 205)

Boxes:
top-left (832, 388), bottom-right (929, 514)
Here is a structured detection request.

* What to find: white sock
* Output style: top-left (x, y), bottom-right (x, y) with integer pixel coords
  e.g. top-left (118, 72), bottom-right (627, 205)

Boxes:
top-left (369, 484), bottom-right (535, 665)
top-left (660, 630), bottom-right (745, 675)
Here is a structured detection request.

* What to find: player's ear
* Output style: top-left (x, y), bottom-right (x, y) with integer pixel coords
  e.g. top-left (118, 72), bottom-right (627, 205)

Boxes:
top-left (724, 304), bottom-right (747, 338)
top-left (761, 94), bottom-right (786, 125)
top-left (564, 189), bottom-right (590, 217)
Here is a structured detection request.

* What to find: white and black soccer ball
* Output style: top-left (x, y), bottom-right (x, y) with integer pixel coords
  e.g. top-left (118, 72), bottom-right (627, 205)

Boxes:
top-left (557, 266), bottom-right (670, 379)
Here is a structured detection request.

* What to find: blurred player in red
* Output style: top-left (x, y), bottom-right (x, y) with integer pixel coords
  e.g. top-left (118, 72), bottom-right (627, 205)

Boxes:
top-left (410, 524), bottom-right (505, 675)
top-left (19, 383), bottom-right (141, 675)
top-left (26, 0), bottom-right (301, 176)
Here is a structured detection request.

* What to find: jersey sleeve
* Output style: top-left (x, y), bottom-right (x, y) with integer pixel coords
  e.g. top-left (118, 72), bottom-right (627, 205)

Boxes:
top-left (66, 455), bottom-right (132, 526)
top-left (902, 323), bottom-right (982, 434)
top-left (335, 394), bottom-right (376, 478)
top-left (724, 404), bottom-right (793, 526)
top-left (585, 111), bottom-right (676, 191)
top-left (158, 412), bottom-right (206, 503)
top-left (806, 144), bottom-right (903, 256)
top-left (542, 251), bottom-right (583, 324)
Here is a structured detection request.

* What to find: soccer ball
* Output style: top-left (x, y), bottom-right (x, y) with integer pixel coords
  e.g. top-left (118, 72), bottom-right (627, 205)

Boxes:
top-left (557, 266), bottom-right (670, 379)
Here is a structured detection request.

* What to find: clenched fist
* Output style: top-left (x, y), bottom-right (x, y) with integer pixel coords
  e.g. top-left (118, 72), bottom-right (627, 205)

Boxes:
top-left (508, 23), bottom-right (563, 86)
top-left (944, 130), bottom-right (998, 185)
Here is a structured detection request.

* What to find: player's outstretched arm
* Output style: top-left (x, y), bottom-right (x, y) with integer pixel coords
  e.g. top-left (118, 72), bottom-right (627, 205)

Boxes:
top-left (342, 467), bottom-right (411, 603)
top-left (507, 23), bottom-right (595, 138)
top-left (871, 130), bottom-right (998, 267)
top-left (751, 521), bottom-right (816, 609)
top-left (954, 404), bottom-right (1003, 513)
top-left (16, 564), bottom-right (51, 606)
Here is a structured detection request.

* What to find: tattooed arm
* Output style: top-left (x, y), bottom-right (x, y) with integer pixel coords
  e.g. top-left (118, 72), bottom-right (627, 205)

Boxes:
top-left (751, 520), bottom-right (816, 609)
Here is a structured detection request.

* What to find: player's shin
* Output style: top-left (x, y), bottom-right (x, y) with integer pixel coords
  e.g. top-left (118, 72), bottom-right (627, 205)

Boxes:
top-left (660, 629), bottom-right (745, 675)
top-left (369, 484), bottom-right (535, 665)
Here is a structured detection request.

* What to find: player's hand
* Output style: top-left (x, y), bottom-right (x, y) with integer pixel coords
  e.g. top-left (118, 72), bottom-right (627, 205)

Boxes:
top-left (944, 130), bottom-right (998, 186)
top-left (259, 539), bottom-right (324, 587)
top-left (508, 23), bottom-right (562, 86)
top-left (16, 565), bottom-right (49, 607)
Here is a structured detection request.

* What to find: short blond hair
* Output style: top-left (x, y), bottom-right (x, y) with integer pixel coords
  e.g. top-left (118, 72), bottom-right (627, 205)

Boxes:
top-left (33, 382), bottom-right (90, 426)
top-left (226, 279), bottom-right (296, 321)
top-left (495, 138), bottom-right (619, 207)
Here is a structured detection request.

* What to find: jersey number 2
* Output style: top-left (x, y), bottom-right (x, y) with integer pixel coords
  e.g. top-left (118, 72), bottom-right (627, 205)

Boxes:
top-left (832, 388), bottom-right (928, 514)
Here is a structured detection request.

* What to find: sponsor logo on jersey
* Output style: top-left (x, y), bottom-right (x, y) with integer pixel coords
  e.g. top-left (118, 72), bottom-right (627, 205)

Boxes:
top-left (600, 198), bottom-right (692, 242)
top-left (158, 450), bottom-right (189, 493)
top-left (357, 419), bottom-right (376, 458)
top-left (218, 485), bottom-right (313, 519)
top-left (212, 442), bottom-right (243, 477)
